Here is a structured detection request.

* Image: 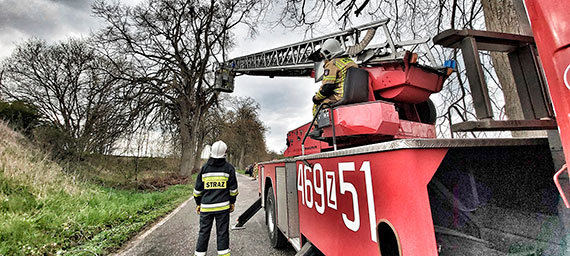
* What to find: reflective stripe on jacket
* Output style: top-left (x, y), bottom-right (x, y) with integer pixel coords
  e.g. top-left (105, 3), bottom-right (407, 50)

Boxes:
top-left (314, 57), bottom-right (358, 101)
top-left (194, 158), bottom-right (238, 213)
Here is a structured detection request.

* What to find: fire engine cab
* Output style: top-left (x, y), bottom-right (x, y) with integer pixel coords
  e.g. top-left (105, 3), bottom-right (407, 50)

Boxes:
top-left (217, 1), bottom-right (570, 255)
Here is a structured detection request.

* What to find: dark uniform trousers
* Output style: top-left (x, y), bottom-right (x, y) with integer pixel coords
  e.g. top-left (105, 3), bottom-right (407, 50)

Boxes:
top-left (194, 157), bottom-right (237, 256)
top-left (195, 210), bottom-right (230, 255)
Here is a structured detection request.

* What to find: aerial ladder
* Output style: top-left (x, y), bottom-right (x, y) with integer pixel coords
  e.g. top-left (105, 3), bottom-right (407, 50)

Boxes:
top-left (214, 19), bottom-right (439, 91)
top-left (218, 3), bottom-right (570, 254)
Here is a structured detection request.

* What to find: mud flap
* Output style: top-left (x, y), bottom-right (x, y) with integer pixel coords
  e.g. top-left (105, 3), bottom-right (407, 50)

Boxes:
top-left (231, 198), bottom-right (262, 230)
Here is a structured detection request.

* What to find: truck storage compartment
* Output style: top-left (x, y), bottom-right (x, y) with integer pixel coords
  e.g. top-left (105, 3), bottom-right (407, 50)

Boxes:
top-left (429, 144), bottom-right (565, 255)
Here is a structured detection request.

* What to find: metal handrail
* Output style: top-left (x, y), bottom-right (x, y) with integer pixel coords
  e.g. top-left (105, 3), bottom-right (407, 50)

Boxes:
top-left (301, 103), bottom-right (338, 155)
top-left (301, 104), bottom-right (326, 156)
top-left (554, 164), bottom-right (570, 208)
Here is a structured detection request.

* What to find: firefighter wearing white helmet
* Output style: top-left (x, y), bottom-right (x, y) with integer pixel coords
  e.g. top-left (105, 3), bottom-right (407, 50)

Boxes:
top-left (320, 38), bottom-right (344, 60)
top-left (193, 140), bottom-right (238, 256)
top-left (310, 39), bottom-right (358, 136)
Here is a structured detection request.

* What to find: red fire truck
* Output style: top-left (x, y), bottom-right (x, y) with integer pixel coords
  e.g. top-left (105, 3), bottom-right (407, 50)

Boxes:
top-left (218, 1), bottom-right (570, 255)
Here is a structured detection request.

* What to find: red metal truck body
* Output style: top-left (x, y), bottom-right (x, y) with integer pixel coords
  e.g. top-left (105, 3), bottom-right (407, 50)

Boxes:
top-left (284, 123), bottom-right (332, 157)
top-left (259, 138), bottom-right (561, 255)
top-left (261, 147), bottom-right (448, 255)
top-left (294, 149), bottom-right (447, 256)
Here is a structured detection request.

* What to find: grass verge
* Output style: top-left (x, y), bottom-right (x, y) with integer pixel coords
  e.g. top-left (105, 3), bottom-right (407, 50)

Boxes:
top-left (0, 182), bottom-right (192, 256)
top-left (0, 122), bottom-right (194, 255)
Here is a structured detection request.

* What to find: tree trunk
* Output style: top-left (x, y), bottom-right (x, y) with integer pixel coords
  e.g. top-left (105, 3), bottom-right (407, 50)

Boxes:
top-left (188, 129), bottom-right (199, 173)
top-left (194, 125), bottom-right (207, 169)
top-left (481, 0), bottom-right (545, 137)
top-left (189, 115), bottom-right (203, 172)
top-left (179, 108), bottom-right (193, 176)
top-left (238, 148), bottom-right (245, 170)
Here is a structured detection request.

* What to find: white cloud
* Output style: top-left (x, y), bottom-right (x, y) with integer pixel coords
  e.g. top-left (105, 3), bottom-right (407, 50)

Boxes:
top-left (0, 0), bottom-right (100, 58)
top-left (0, 0), bottom-right (319, 154)
top-left (231, 75), bottom-right (318, 153)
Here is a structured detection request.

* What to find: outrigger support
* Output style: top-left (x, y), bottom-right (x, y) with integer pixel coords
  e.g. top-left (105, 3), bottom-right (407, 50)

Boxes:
top-left (295, 241), bottom-right (322, 256)
top-left (231, 198), bottom-right (262, 230)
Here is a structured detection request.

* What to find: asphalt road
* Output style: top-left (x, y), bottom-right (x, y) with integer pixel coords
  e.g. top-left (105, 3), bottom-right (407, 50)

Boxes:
top-left (114, 173), bottom-right (296, 256)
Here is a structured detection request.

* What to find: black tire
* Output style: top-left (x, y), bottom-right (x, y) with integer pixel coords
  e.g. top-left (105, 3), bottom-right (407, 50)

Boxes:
top-left (265, 188), bottom-right (287, 248)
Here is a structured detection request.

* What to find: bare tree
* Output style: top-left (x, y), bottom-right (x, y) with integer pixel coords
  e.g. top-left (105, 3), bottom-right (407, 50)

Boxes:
top-left (0, 38), bottom-right (143, 155)
top-left (222, 97), bottom-right (267, 169)
top-left (194, 95), bottom-right (269, 169)
top-left (197, 99), bottom-right (226, 154)
top-left (92, 0), bottom-right (266, 175)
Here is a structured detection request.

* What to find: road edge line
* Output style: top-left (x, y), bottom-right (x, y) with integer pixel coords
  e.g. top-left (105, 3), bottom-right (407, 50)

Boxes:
top-left (112, 196), bottom-right (194, 256)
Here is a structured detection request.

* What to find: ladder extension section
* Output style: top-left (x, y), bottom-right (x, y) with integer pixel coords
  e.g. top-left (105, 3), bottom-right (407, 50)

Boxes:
top-left (222, 19), bottom-right (437, 77)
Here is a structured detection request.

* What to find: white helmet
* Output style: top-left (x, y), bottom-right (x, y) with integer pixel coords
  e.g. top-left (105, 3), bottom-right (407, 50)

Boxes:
top-left (320, 39), bottom-right (344, 60)
top-left (210, 140), bottom-right (227, 158)
top-left (200, 145), bottom-right (211, 159)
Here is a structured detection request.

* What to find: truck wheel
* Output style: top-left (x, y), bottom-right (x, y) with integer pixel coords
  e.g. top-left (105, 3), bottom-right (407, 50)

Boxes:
top-left (266, 188), bottom-right (287, 248)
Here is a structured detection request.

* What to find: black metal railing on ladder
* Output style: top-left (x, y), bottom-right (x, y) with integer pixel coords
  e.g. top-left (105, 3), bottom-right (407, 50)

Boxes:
top-left (301, 103), bottom-right (337, 156)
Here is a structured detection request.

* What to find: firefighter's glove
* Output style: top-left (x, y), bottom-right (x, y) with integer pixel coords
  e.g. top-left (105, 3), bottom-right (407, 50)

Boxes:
top-left (229, 204), bottom-right (235, 213)
top-left (196, 205), bottom-right (201, 214)
top-left (312, 95), bottom-right (322, 105)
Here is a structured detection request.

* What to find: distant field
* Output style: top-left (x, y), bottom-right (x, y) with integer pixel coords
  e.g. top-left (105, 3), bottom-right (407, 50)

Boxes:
top-left (79, 153), bottom-right (187, 190)
top-left (0, 123), bottom-right (194, 255)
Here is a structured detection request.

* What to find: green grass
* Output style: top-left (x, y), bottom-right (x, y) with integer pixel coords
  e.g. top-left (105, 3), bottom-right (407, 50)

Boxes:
top-left (236, 169), bottom-right (246, 175)
top-left (0, 122), bottom-right (195, 255)
top-left (0, 180), bottom-right (192, 256)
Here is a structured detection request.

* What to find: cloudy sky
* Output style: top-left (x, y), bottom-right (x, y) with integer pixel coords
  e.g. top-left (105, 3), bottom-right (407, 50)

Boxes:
top-left (228, 23), bottom-right (317, 153)
top-left (0, 0), bottom-right (318, 153)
